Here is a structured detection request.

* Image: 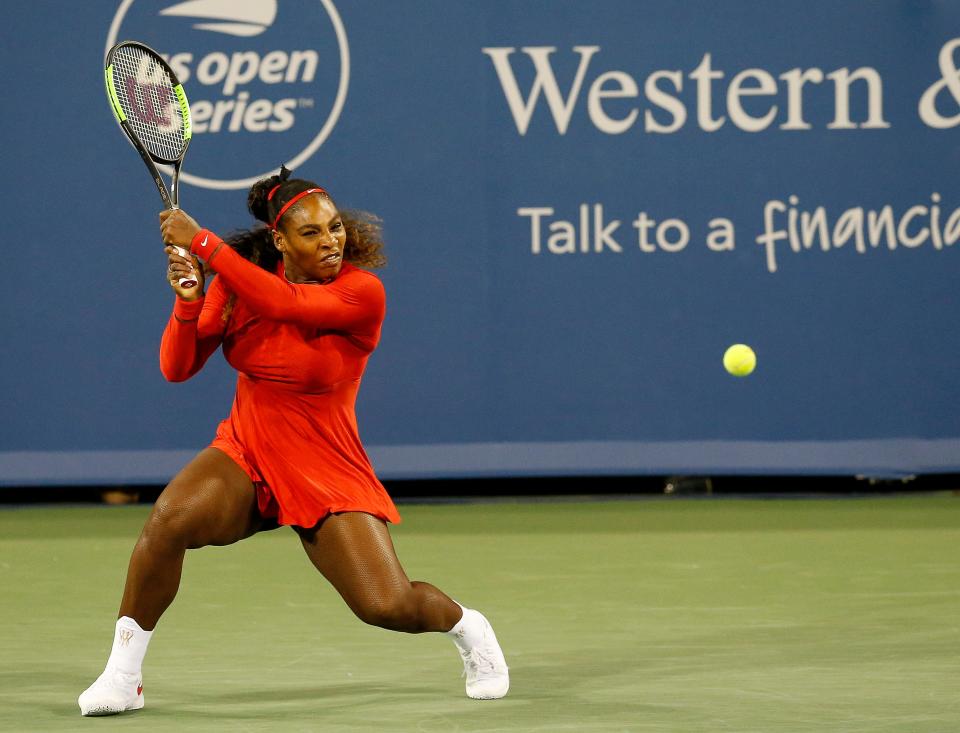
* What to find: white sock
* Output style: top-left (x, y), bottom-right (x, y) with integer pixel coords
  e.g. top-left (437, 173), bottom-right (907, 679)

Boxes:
top-left (104, 617), bottom-right (153, 675)
top-left (445, 603), bottom-right (484, 651)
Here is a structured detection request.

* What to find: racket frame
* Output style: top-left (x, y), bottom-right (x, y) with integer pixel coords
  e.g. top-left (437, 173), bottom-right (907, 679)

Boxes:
top-left (104, 40), bottom-right (192, 209)
top-left (104, 40), bottom-right (196, 286)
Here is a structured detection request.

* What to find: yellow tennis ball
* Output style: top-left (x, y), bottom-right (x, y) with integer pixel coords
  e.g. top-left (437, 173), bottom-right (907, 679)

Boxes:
top-left (723, 344), bottom-right (756, 377)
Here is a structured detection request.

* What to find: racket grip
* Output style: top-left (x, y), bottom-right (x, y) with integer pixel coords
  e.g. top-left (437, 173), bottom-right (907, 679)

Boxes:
top-left (172, 246), bottom-right (198, 289)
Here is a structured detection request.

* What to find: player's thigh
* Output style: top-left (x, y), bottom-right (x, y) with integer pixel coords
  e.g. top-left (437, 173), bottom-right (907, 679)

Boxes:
top-left (148, 447), bottom-right (263, 547)
top-left (296, 512), bottom-right (410, 606)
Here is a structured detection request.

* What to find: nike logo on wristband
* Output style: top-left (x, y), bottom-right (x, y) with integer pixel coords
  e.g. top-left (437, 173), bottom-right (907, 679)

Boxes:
top-left (200, 234), bottom-right (209, 249)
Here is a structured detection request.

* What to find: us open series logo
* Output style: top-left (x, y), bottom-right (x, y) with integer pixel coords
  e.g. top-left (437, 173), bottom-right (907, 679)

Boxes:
top-left (106, 0), bottom-right (350, 190)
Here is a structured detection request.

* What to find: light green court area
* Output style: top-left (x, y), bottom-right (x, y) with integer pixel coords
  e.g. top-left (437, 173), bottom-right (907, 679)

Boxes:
top-left (1, 494), bottom-right (958, 732)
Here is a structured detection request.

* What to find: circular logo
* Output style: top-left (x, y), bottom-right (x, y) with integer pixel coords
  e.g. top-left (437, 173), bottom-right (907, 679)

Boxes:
top-left (106, 0), bottom-right (350, 190)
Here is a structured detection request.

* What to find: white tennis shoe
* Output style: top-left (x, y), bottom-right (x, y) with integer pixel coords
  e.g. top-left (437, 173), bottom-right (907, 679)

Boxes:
top-left (78, 668), bottom-right (144, 716)
top-left (459, 612), bottom-right (509, 699)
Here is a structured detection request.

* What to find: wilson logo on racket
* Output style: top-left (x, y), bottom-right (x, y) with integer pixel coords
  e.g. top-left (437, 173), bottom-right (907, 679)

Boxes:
top-left (106, 0), bottom-right (349, 191)
top-left (126, 79), bottom-right (173, 125)
top-left (122, 54), bottom-right (184, 133)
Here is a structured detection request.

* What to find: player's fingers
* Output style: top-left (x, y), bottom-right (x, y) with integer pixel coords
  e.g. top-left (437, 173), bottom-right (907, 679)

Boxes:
top-left (162, 227), bottom-right (183, 246)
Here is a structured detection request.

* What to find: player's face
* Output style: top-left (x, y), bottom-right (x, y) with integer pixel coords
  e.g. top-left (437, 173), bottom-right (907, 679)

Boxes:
top-left (275, 195), bottom-right (346, 282)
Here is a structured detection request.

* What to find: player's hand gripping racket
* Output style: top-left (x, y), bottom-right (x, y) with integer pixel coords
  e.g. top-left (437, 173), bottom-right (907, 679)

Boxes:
top-left (104, 41), bottom-right (198, 289)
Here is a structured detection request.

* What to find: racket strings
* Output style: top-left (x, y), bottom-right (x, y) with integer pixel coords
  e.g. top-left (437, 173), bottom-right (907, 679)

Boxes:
top-left (111, 46), bottom-right (187, 161)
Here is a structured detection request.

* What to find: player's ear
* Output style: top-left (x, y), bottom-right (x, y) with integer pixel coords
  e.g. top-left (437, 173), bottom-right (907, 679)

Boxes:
top-left (272, 230), bottom-right (285, 252)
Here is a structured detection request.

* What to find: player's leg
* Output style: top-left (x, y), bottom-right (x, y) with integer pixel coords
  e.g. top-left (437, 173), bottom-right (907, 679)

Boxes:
top-left (79, 447), bottom-right (265, 716)
top-left (297, 511), bottom-right (458, 631)
top-left (118, 447), bottom-right (266, 628)
top-left (296, 512), bottom-right (509, 699)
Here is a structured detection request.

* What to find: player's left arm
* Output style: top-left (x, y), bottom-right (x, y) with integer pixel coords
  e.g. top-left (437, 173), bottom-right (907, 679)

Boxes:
top-left (209, 242), bottom-right (383, 335)
top-left (161, 214), bottom-right (384, 340)
top-left (211, 242), bottom-right (383, 329)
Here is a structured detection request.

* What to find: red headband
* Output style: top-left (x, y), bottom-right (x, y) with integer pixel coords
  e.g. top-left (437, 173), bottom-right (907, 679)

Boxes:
top-left (271, 187), bottom-right (327, 230)
top-left (267, 184), bottom-right (282, 200)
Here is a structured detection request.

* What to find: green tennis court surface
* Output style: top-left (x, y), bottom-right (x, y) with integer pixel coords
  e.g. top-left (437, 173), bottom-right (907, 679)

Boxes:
top-left (1, 494), bottom-right (958, 732)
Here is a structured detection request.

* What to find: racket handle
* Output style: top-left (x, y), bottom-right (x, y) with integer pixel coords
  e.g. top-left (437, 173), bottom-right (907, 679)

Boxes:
top-left (172, 246), bottom-right (198, 289)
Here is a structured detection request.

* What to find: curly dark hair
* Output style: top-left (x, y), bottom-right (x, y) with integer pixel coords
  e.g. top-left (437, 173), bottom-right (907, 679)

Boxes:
top-left (219, 165), bottom-right (386, 321)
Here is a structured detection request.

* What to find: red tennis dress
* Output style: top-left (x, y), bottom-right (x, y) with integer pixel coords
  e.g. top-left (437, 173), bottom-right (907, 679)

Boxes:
top-left (159, 229), bottom-right (400, 527)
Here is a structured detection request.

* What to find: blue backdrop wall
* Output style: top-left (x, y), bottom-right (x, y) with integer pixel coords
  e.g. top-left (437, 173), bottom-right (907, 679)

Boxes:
top-left (2, 0), bottom-right (960, 485)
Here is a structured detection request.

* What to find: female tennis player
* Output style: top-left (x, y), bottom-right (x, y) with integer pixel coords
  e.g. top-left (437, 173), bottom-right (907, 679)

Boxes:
top-left (78, 167), bottom-right (508, 716)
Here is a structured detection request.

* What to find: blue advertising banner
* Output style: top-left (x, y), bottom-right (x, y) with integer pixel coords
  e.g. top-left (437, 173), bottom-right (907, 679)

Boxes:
top-left (2, 0), bottom-right (959, 484)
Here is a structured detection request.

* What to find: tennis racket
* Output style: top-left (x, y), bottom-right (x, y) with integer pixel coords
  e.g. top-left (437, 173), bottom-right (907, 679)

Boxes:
top-left (104, 40), bottom-right (197, 288)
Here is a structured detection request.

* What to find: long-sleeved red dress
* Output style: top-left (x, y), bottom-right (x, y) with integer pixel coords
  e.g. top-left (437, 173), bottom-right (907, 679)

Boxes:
top-left (159, 229), bottom-right (400, 527)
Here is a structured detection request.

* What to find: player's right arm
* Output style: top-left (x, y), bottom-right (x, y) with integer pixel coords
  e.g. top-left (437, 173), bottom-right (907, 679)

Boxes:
top-left (159, 271), bottom-right (228, 382)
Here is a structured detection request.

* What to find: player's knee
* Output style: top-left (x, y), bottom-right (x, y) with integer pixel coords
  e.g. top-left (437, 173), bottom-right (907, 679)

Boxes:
top-left (141, 490), bottom-right (202, 549)
top-left (355, 592), bottom-right (418, 631)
